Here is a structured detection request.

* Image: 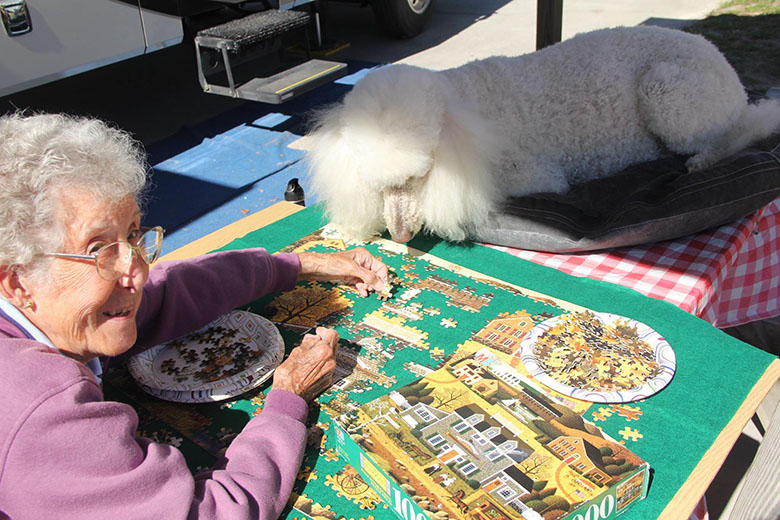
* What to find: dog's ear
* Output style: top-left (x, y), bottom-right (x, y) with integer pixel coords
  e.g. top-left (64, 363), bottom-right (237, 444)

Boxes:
top-left (338, 65), bottom-right (448, 189)
top-left (419, 101), bottom-right (505, 241)
top-left (305, 103), bottom-right (385, 240)
top-left (305, 65), bottom-right (451, 239)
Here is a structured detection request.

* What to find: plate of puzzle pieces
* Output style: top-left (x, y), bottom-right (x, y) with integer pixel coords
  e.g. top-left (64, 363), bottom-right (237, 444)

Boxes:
top-left (517, 310), bottom-right (676, 402)
top-left (127, 310), bottom-right (285, 403)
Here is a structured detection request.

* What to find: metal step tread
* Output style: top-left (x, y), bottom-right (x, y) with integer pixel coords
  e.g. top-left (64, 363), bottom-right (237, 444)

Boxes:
top-left (237, 59), bottom-right (347, 103)
top-left (196, 9), bottom-right (310, 52)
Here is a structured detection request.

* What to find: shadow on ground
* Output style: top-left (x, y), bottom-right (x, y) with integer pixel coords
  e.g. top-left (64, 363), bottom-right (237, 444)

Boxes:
top-left (685, 13), bottom-right (780, 96)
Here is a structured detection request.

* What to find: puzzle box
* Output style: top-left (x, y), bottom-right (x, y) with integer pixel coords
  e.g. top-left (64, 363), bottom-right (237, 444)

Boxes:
top-left (334, 348), bottom-right (649, 520)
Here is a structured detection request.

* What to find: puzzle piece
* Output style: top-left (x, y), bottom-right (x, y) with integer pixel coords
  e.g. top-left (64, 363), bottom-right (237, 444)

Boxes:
top-left (430, 347), bottom-right (446, 358)
top-left (296, 465), bottom-right (319, 483)
top-left (440, 317), bottom-right (458, 328)
top-left (423, 306), bottom-right (440, 316)
top-left (323, 448), bottom-right (340, 462)
top-left (289, 493), bottom-right (339, 519)
top-left (618, 426), bottom-right (643, 442)
top-left (613, 404), bottom-right (643, 421)
top-left (377, 282), bottom-right (394, 301)
top-left (137, 428), bottom-right (183, 448)
top-left (591, 410), bottom-right (609, 422)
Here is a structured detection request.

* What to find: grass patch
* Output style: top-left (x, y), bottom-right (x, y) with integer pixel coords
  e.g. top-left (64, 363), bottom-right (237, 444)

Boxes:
top-left (684, 0), bottom-right (780, 95)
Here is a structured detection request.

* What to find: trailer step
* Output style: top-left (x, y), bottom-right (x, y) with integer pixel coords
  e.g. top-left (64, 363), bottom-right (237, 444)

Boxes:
top-left (206, 59), bottom-right (347, 103)
top-left (194, 8), bottom-right (346, 104)
top-left (196, 9), bottom-right (312, 53)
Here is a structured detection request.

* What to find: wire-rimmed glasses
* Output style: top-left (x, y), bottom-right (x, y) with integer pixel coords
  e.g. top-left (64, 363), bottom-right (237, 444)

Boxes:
top-left (42, 226), bottom-right (165, 281)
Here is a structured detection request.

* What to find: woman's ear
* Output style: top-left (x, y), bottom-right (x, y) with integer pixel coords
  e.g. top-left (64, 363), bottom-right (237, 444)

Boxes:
top-left (0, 264), bottom-right (33, 308)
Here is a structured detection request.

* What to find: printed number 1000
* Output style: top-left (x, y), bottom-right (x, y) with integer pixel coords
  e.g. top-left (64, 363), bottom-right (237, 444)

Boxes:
top-left (570, 495), bottom-right (616, 520)
top-left (392, 489), bottom-right (427, 520)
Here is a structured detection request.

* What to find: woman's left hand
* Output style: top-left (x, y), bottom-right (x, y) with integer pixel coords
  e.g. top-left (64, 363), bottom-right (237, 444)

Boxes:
top-left (298, 248), bottom-right (388, 297)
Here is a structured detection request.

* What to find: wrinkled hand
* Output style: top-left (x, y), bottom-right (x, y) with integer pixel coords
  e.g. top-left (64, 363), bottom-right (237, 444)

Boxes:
top-left (272, 327), bottom-right (339, 402)
top-left (298, 248), bottom-right (388, 297)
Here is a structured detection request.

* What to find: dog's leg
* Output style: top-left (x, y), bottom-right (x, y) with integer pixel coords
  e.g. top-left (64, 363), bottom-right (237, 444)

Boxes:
top-left (636, 61), bottom-right (772, 171)
top-left (499, 161), bottom-right (570, 197)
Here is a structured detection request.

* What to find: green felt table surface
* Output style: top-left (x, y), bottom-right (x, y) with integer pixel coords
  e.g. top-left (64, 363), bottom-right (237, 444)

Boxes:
top-left (106, 205), bottom-right (778, 520)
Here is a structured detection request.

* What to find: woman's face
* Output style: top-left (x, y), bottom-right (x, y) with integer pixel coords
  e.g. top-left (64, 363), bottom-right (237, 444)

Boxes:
top-left (21, 190), bottom-right (149, 362)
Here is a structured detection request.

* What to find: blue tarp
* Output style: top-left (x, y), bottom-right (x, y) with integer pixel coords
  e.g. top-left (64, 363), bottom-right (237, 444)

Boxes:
top-left (141, 61), bottom-right (376, 254)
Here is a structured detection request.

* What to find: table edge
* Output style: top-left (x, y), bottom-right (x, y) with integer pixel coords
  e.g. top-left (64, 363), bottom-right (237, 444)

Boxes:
top-left (158, 201), bottom-right (306, 262)
top-left (660, 358), bottom-right (780, 519)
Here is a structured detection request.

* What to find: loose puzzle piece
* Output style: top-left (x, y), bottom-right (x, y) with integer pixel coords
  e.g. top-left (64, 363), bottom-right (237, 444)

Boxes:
top-left (591, 408), bottom-right (612, 422)
top-left (289, 493), bottom-right (339, 519)
top-left (377, 271), bottom-right (397, 301)
top-left (430, 346), bottom-right (446, 358)
top-left (323, 448), bottom-right (340, 462)
top-left (613, 404), bottom-right (643, 421)
top-left (440, 317), bottom-right (458, 328)
top-left (423, 306), bottom-right (440, 316)
top-left (296, 465), bottom-right (319, 483)
top-left (618, 426), bottom-right (644, 442)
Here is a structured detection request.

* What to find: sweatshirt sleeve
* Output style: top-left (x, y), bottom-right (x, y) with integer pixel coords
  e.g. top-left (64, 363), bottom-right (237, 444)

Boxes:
top-left (0, 355), bottom-right (309, 520)
top-left (133, 248), bottom-right (300, 352)
top-left (190, 390), bottom-right (310, 518)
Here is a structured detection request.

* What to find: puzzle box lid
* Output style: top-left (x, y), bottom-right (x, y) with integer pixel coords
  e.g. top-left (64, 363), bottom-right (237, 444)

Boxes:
top-left (335, 348), bottom-right (649, 520)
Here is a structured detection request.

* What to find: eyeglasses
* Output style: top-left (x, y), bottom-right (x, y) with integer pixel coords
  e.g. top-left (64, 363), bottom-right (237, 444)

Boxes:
top-left (42, 226), bottom-right (165, 281)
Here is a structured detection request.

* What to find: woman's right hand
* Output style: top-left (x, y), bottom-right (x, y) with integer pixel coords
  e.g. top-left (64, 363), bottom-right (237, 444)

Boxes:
top-left (271, 327), bottom-right (339, 402)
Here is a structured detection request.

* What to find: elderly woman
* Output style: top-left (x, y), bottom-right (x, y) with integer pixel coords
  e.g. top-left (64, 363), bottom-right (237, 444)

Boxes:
top-left (0, 112), bottom-right (388, 519)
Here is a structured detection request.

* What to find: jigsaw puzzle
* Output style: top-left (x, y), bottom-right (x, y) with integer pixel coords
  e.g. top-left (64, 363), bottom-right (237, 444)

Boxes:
top-left (106, 227), bottom-right (664, 519)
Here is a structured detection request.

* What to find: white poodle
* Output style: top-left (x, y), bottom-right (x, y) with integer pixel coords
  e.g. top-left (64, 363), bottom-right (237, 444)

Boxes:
top-left (305, 26), bottom-right (780, 243)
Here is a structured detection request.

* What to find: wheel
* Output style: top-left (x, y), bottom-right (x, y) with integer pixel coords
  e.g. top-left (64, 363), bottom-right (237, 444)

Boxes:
top-left (371, 0), bottom-right (435, 39)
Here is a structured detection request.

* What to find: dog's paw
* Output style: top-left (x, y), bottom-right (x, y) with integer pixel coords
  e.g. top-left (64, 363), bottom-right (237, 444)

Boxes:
top-left (685, 153), bottom-right (716, 172)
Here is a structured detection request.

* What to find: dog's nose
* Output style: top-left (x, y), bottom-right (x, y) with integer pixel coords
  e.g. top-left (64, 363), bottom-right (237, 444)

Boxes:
top-left (391, 229), bottom-right (413, 243)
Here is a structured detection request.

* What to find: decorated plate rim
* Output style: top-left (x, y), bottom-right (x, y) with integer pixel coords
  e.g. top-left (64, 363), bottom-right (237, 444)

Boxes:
top-left (127, 310), bottom-right (284, 393)
top-left (516, 311), bottom-right (676, 403)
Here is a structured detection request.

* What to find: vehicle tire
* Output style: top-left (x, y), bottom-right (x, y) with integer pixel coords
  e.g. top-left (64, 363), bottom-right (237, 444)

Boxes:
top-left (371, 0), bottom-right (435, 39)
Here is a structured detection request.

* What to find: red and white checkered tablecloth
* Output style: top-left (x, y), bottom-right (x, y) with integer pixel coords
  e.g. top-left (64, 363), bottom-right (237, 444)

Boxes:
top-left (485, 197), bottom-right (780, 329)
top-left (486, 199), bottom-right (780, 520)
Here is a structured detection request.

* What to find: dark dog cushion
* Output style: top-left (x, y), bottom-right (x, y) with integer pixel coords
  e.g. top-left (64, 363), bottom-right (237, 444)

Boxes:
top-left (475, 132), bottom-right (780, 253)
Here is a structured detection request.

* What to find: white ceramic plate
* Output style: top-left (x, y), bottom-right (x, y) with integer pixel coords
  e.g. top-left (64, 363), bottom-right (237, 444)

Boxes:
top-left (515, 311), bottom-right (676, 403)
top-left (128, 310), bottom-right (284, 403)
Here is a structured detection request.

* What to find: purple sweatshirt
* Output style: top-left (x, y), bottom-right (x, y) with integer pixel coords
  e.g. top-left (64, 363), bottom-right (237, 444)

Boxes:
top-left (0, 248), bottom-right (309, 519)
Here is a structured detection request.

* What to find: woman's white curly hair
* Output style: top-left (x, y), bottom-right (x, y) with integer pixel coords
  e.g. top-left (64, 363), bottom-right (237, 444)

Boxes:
top-left (0, 112), bottom-right (148, 272)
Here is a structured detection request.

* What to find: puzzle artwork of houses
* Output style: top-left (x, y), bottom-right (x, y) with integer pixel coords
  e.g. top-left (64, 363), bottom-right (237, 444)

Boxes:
top-left (334, 348), bottom-right (649, 520)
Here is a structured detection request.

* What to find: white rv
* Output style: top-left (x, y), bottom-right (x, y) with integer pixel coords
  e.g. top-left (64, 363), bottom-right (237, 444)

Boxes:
top-left (0, 0), bottom-right (434, 98)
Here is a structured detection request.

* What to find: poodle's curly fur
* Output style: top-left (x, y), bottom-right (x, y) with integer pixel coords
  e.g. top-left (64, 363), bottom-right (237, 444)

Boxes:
top-left (305, 26), bottom-right (780, 243)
